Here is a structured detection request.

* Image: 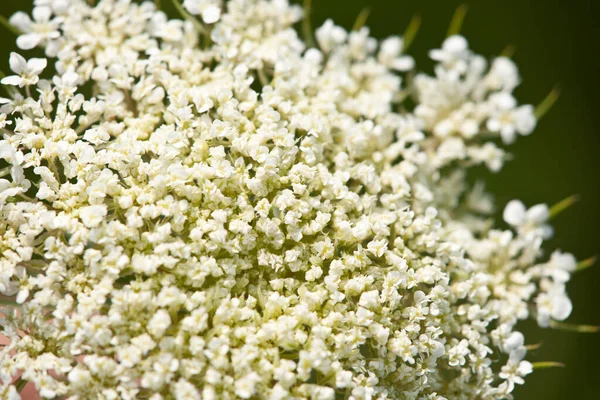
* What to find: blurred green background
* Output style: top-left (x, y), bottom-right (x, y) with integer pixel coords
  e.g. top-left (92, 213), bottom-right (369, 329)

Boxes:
top-left (1, 0), bottom-right (599, 398)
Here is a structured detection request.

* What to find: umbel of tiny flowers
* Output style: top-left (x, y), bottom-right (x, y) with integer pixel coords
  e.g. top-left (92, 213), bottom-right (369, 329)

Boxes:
top-left (0, 1), bottom-right (596, 399)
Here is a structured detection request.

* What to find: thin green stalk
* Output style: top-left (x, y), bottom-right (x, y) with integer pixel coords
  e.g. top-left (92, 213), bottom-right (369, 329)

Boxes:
top-left (535, 85), bottom-right (561, 120)
top-left (171, 0), bottom-right (206, 34)
top-left (576, 256), bottom-right (597, 272)
top-left (532, 361), bottom-right (565, 369)
top-left (447, 4), bottom-right (468, 37)
top-left (550, 320), bottom-right (600, 333)
top-left (0, 15), bottom-right (20, 36)
top-left (302, 0), bottom-right (316, 48)
top-left (500, 44), bottom-right (516, 58)
top-left (403, 15), bottom-right (422, 52)
top-left (352, 7), bottom-right (371, 31)
top-left (548, 194), bottom-right (579, 219)
top-left (525, 342), bottom-right (543, 351)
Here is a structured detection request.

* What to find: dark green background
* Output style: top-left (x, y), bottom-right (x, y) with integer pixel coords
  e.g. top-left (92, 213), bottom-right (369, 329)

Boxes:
top-left (1, 0), bottom-right (598, 398)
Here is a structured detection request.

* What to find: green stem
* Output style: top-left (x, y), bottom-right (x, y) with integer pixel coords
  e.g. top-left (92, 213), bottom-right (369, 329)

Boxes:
top-left (302, 0), bottom-right (316, 48)
top-left (15, 377), bottom-right (27, 392)
top-left (0, 297), bottom-right (18, 306)
top-left (0, 15), bottom-right (21, 36)
top-left (171, 0), bottom-right (206, 34)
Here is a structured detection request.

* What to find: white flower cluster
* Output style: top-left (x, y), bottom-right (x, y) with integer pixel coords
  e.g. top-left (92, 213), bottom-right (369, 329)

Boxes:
top-left (0, 1), bottom-right (580, 399)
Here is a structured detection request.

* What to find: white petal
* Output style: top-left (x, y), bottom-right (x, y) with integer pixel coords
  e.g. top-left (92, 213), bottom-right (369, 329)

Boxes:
top-left (429, 49), bottom-right (447, 63)
top-left (1, 76), bottom-right (23, 86)
top-left (514, 105), bottom-right (536, 135)
top-left (392, 56), bottom-right (415, 72)
top-left (0, 179), bottom-right (11, 191)
top-left (17, 33), bottom-right (42, 50)
top-left (503, 200), bottom-right (526, 226)
top-left (0, 141), bottom-right (15, 158)
top-left (16, 288), bottom-right (29, 304)
top-left (62, 71), bottom-right (80, 86)
top-left (9, 11), bottom-right (33, 31)
top-left (182, 0), bottom-right (202, 15)
top-left (443, 35), bottom-right (468, 53)
top-left (32, 6), bottom-right (52, 23)
top-left (551, 293), bottom-right (572, 321)
top-left (381, 37), bottom-right (402, 56)
top-left (28, 57), bottom-right (48, 74)
top-left (552, 251), bottom-right (577, 272)
top-left (8, 52), bottom-right (27, 74)
top-left (486, 118), bottom-right (501, 132)
top-left (80, 205), bottom-right (107, 228)
top-left (500, 127), bottom-right (516, 145)
top-left (504, 331), bottom-right (524, 352)
top-left (493, 92), bottom-right (517, 110)
top-left (202, 5), bottom-right (221, 24)
top-left (526, 204), bottom-right (549, 224)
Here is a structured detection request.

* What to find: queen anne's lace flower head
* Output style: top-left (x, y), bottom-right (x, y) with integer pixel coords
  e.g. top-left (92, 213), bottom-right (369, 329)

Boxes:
top-left (0, 1), bottom-right (585, 399)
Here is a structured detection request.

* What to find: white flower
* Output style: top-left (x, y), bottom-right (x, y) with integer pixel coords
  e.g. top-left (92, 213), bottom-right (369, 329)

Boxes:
top-left (487, 92), bottom-right (536, 144)
top-left (10, 6), bottom-right (61, 50)
top-left (174, 378), bottom-right (202, 400)
top-left (1, 52), bottom-right (47, 87)
top-left (235, 372), bottom-right (260, 399)
top-left (544, 251), bottom-right (577, 283)
top-left (536, 284), bottom-right (573, 327)
top-left (486, 57), bottom-right (520, 92)
top-left (79, 205), bottom-right (108, 228)
top-left (503, 200), bottom-right (549, 228)
top-left (183, 0), bottom-right (222, 24)
top-left (315, 19), bottom-right (348, 53)
top-left (429, 35), bottom-right (471, 73)
top-left (378, 37), bottom-right (415, 71)
top-left (0, 1), bottom-right (581, 398)
top-left (147, 309), bottom-right (172, 338)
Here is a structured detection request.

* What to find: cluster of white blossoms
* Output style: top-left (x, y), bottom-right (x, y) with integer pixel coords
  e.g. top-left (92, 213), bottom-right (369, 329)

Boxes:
top-left (0, 0), bottom-right (583, 399)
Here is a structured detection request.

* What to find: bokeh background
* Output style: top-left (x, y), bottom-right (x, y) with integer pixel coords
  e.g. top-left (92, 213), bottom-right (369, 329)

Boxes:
top-left (1, 0), bottom-right (599, 398)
